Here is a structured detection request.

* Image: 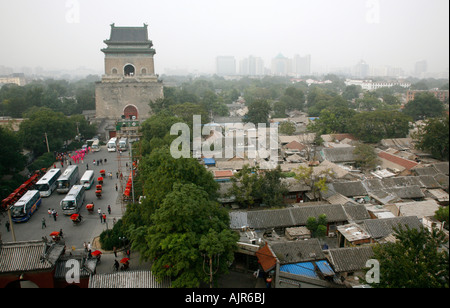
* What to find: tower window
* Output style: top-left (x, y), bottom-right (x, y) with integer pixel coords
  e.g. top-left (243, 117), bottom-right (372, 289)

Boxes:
top-left (141, 68), bottom-right (147, 75)
top-left (112, 68), bottom-right (118, 75)
top-left (124, 64), bottom-right (135, 76)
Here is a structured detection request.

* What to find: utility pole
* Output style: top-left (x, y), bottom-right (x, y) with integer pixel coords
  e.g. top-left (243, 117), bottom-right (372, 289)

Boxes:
top-left (44, 132), bottom-right (50, 153)
top-left (7, 207), bottom-right (16, 242)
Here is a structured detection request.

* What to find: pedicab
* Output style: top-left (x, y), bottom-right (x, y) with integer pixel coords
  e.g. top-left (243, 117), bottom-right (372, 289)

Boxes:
top-left (120, 257), bottom-right (130, 271)
top-left (91, 250), bottom-right (102, 263)
top-left (70, 213), bottom-right (82, 225)
top-left (97, 177), bottom-right (104, 185)
top-left (86, 203), bottom-right (94, 214)
top-left (50, 231), bottom-right (61, 242)
top-left (95, 185), bottom-right (102, 199)
top-left (100, 170), bottom-right (106, 177)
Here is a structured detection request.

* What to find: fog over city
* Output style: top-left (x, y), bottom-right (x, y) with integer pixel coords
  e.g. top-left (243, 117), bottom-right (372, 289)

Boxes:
top-left (0, 0), bottom-right (448, 76)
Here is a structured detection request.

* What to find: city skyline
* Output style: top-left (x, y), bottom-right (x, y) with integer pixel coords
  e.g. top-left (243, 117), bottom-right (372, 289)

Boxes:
top-left (0, 0), bottom-right (448, 77)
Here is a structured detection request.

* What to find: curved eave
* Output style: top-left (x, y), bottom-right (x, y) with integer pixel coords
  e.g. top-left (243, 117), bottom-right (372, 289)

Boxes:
top-left (101, 48), bottom-right (156, 55)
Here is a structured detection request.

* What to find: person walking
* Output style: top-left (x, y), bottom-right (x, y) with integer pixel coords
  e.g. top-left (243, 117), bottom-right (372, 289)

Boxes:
top-left (5, 220), bottom-right (10, 232)
top-left (59, 229), bottom-right (64, 239)
top-left (41, 218), bottom-right (46, 229)
top-left (107, 205), bottom-right (111, 215)
top-left (102, 213), bottom-right (106, 224)
top-left (113, 246), bottom-right (117, 258)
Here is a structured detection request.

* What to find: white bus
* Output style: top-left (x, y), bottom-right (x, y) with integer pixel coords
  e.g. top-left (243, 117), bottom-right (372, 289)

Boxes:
top-left (107, 137), bottom-right (118, 152)
top-left (56, 165), bottom-right (79, 194)
top-left (80, 170), bottom-right (95, 190)
top-left (35, 168), bottom-right (61, 197)
top-left (91, 139), bottom-right (101, 152)
top-left (11, 190), bottom-right (42, 223)
top-left (118, 137), bottom-right (128, 151)
top-left (60, 185), bottom-right (85, 215)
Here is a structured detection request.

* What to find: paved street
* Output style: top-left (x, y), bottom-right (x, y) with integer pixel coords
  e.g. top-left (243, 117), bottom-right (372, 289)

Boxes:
top-left (0, 146), bottom-right (131, 252)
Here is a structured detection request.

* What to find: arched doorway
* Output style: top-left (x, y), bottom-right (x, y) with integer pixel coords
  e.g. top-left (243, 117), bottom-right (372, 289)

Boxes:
top-left (124, 64), bottom-right (135, 76)
top-left (124, 105), bottom-right (138, 120)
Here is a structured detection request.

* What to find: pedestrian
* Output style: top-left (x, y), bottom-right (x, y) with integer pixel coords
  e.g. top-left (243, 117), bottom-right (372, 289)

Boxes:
top-left (86, 163), bottom-right (89, 170)
top-left (114, 259), bottom-right (119, 271)
top-left (59, 229), bottom-right (64, 238)
top-left (113, 246), bottom-right (117, 257)
top-left (126, 249), bottom-right (131, 258)
top-left (84, 242), bottom-right (88, 252)
top-left (5, 220), bottom-right (10, 232)
top-left (116, 172), bottom-right (119, 179)
top-left (107, 205), bottom-right (111, 215)
top-left (102, 213), bottom-right (106, 224)
top-left (52, 209), bottom-right (57, 221)
top-left (115, 183), bottom-right (118, 191)
top-left (98, 208), bottom-right (102, 223)
top-left (104, 158), bottom-right (107, 164)
top-left (42, 218), bottom-right (46, 229)
top-left (48, 208), bottom-right (52, 217)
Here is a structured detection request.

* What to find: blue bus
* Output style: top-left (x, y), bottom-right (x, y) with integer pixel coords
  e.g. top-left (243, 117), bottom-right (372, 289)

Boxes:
top-left (11, 190), bottom-right (42, 223)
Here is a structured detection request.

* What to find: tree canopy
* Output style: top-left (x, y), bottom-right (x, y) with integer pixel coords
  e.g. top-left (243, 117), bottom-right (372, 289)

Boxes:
top-left (368, 225), bottom-right (449, 288)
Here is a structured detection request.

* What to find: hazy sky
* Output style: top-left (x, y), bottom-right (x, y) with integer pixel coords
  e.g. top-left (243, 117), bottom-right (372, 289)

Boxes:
top-left (0, 0), bottom-right (448, 75)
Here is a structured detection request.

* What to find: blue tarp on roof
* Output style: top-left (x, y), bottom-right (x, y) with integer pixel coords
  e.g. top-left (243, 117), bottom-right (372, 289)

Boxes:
top-left (280, 260), bottom-right (335, 279)
top-left (203, 158), bottom-right (216, 166)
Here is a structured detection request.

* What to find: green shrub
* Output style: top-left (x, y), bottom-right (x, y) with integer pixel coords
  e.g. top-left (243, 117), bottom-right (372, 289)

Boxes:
top-left (99, 219), bottom-right (127, 251)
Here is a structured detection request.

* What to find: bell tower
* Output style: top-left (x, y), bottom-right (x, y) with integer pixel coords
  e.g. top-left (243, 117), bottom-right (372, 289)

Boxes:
top-left (101, 23), bottom-right (158, 82)
top-left (94, 23), bottom-right (164, 139)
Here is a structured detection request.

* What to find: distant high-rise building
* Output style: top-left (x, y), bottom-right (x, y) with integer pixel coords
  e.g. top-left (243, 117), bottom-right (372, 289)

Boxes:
top-left (292, 54), bottom-right (311, 76)
top-left (415, 60), bottom-right (427, 78)
top-left (216, 56), bottom-right (236, 76)
top-left (354, 60), bottom-right (370, 78)
top-left (271, 53), bottom-right (291, 76)
top-left (239, 55), bottom-right (264, 76)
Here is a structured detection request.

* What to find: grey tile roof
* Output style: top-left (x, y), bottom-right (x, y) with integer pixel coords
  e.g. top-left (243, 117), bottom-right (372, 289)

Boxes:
top-left (362, 216), bottom-right (422, 239)
top-left (0, 240), bottom-right (64, 273)
top-left (230, 204), bottom-right (350, 230)
top-left (342, 204), bottom-right (371, 222)
top-left (88, 270), bottom-right (171, 288)
top-left (320, 147), bottom-right (356, 163)
top-left (270, 238), bottom-right (325, 264)
top-left (328, 181), bottom-right (368, 197)
top-left (108, 25), bottom-right (149, 43)
top-left (328, 246), bottom-right (375, 273)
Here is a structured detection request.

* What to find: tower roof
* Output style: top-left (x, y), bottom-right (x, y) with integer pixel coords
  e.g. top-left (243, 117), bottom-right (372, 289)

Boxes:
top-left (106, 23), bottom-right (150, 43)
top-left (102, 23), bottom-right (155, 55)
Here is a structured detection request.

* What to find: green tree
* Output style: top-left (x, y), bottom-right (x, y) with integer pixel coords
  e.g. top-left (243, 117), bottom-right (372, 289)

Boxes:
top-left (18, 107), bottom-right (76, 155)
top-left (244, 99), bottom-right (271, 125)
top-left (403, 92), bottom-right (445, 121)
top-left (260, 165), bottom-right (289, 208)
top-left (434, 207), bottom-right (449, 230)
top-left (353, 143), bottom-right (380, 171)
top-left (368, 225), bottom-right (449, 288)
top-left (294, 166), bottom-right (333, 201)
top-left (130, 183), bottom-right (238, 288)
top-left (278, 121), bottom-right (296, 136)
top-left (413, 116), bottom-right (449, 161)
top-left (135, 147), bottom-right (219, 215)
top-left (350, 110), bottom-right (411, 143)
top-left (228, 165), bottom-right (263, 208)
top-left (0, 126), bottom-right (25, 175)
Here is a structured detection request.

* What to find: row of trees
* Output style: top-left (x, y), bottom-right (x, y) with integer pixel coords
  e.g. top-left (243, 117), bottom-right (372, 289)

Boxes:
top-left (116, 110), bottom-right (239, 288)
top-left (0, 76), bottom-right (97, 118)
top-left (0, 107), bottom-right (96, 201)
